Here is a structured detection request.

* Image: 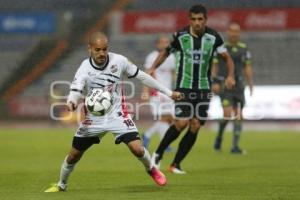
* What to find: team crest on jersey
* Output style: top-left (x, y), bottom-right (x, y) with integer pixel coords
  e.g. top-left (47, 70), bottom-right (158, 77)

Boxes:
top-left (110, 65), bottom-right (118, 73)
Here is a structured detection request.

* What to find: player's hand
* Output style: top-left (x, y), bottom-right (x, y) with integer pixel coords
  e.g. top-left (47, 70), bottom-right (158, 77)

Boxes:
top-left (67, 101), bottom-right (77, 112)
top-left (225, 76), bottom-right (235, 90)
top-left (211, 83), bottom-right (221, 95)
top-left (171, 91), bottom-right (183, 101)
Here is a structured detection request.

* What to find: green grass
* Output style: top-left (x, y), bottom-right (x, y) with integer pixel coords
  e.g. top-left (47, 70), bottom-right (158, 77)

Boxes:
top-left (0, 127), bottom-right (299, 200)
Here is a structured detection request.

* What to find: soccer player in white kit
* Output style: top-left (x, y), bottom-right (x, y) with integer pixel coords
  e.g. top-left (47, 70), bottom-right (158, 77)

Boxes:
top-left (45, 32), bottom-right (182, 192)
top-left (142, 36), bottom-right (176, 150)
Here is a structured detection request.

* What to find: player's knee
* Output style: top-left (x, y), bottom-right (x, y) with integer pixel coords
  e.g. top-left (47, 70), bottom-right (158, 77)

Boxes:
top-left (190, 118), bottom-right (201, 133)
top-left (174, 120), bottom-right (189, 131)
top-left (223, 107), bottom-right (232, 118)
top-left (67, 151), bottom-right (82, 164)
top-left (132, 146), bottom-right (144, 157)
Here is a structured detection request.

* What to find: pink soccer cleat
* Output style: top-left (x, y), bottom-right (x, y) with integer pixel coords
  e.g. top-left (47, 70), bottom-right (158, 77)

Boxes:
top-left (148, 167), bottom-right (167, 186)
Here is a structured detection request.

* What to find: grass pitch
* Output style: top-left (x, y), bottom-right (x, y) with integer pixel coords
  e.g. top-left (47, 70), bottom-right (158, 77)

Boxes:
top-left (0, 126), bottom-right (299, 200)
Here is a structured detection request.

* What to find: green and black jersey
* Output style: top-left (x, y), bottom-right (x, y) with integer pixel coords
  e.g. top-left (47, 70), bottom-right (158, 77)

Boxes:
top-left (213, 41), bottom-right (251, 88)
top-left (167, 26), bottom-right (226, 90)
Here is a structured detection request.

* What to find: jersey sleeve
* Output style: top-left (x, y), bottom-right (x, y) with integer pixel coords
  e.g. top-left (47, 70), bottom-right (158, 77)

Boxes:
top-left (214, 32), bottom-right (227, 54)
top-left (70, 63), bottom-right (87, 93)
top-left (166, 32), bottom-right (180, 53)
top-left (124, 58), bottom-right (139, 79)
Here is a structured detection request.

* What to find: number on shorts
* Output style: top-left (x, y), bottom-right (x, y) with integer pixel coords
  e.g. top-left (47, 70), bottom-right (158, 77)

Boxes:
top-left (123, 119), bottom-right (134, 127)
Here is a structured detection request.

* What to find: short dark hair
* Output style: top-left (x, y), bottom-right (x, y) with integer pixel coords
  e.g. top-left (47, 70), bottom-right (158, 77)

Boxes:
top-left (189, 4), bottom-right (207, 18)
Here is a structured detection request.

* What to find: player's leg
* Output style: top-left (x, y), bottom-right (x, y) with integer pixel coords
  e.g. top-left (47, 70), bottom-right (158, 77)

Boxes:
top-left (231, 94), bottom-right (246, 154)
top-left (45, 136), bottom-right (100, 192)
top-left (170, 117), bottom-right (200, 174)
top-left (158, 114), bottom-right (174, 152)
top-left (214, 95), bottom-right (233, 151)
top-left (170, 91), bottom-right (211, 174)
top-left (151, 92), bottom-right (191, 168)
top-left (152, 119), bottom-right (188, 168)
top-left (116, 132), bottom-right (167, 186)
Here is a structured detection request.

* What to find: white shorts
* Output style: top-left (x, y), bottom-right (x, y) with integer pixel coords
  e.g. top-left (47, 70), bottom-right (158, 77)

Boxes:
top-left (149, 93), bottom-right (174, 117)
top-left (75, 113), bottom-right (138, 141)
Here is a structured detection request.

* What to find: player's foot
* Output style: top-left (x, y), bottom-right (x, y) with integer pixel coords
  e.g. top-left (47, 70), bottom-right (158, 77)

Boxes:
top-left (44, 183), bottom-right (66, 192)
top-left (231, 147), bottom-right (247, 155)
top-left (214, 137), bottom-right (222, 151)
top-left (168, 164), bottom-right (186, 174)
top-left (148, 167), bottom-right (167, 186)
top-left (151, 152), bottom-right (161, 169)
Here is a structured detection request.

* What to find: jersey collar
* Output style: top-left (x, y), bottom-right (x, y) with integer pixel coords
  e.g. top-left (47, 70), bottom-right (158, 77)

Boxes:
top-left (89, 56), bottom-right (109, 71)
top-left (189, 26), bottom-right (206, 38)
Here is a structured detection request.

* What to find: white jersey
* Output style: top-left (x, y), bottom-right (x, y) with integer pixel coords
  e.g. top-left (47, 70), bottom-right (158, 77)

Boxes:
top-left (69, 52), bottom-right (173, 138)
top-left (144, 50), bottom-right (175, 92)
top-left (70, 52), bottom-right (138, 119)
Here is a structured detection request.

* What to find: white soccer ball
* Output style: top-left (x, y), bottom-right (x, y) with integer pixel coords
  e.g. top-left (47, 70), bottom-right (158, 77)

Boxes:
top-left (85, 88), bottom-right (113, 116)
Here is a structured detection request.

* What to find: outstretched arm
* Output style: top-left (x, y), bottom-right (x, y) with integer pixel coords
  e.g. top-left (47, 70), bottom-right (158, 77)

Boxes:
top-left (135, 70), bottom-right (181, 100)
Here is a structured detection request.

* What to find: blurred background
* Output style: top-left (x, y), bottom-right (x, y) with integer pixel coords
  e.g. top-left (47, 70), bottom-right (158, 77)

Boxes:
top-left (0, 0), bottom-right (299, 129)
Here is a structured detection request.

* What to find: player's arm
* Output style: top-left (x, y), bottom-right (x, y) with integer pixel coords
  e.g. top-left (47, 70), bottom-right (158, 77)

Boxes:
top-left (125, 59), bottom-right (181, 100)
top-left (148, 33), bottom-right (179, 76)
top-left (219, 51), bottom-right (235, 80)
top-left (243, 49), bottom-right (253, 96)
top-left (218, 50), bottom-right (235, 90)
top-left (135, 70), bottom-right (181, 100)
top-left (214, 33), bottom-right (235, 89)
top-left (67, 65), bottom-right (86, 111)
top-left (148, 50), bottom-right (170, 76)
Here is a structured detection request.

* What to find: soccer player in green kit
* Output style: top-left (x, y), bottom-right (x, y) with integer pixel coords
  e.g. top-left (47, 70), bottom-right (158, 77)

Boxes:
top-left (211, 22), bottom-right (253, 154)
top-left (149, 4), bottom-right (235, 174)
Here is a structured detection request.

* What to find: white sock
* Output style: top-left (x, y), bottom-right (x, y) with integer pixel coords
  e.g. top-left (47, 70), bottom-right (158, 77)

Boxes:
top-left (58, 156), bottom-right (75, 186)
top-left (138, 147), bottom-right (151, 171)
top-left (157, 122), bottom-right (170, 140)
top-left (144, 122), bottom-right (161, 138)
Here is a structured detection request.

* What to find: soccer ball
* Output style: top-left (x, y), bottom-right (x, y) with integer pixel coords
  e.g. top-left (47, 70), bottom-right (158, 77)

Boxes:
top-left (85, 88), bottom-right (113, 116)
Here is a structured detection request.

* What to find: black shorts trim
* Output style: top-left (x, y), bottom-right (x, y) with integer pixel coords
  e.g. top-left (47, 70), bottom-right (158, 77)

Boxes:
top-left (72, 136), bottom-right (100, 151)
top-left (115, 132), bottom-right (140, 145)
